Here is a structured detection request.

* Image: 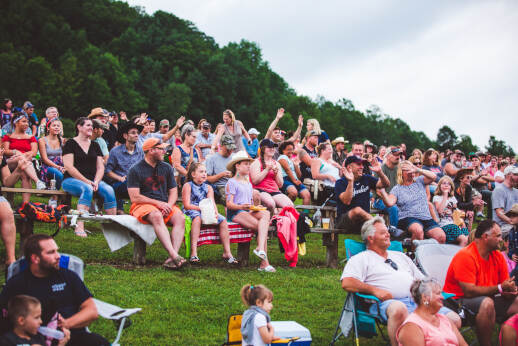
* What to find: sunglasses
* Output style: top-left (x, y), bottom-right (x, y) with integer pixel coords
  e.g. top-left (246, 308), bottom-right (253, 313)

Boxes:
top-left (414, 162), bottom-right (422, 165)
top-left (385, 258), bottom-right (398, 271)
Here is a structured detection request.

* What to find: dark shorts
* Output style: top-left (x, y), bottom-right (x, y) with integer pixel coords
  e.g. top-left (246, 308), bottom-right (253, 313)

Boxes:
top-left (212, 184), bottom-right (227, 206)
top-left (398, 217), bottom-right (439, 232)
top-left (281, 177), bottom-right (307, 193)
top-left (255, 188), bottom-right (281, 197)
top-left (335, 212), bottom-right (363, 233)
top-left (226, 208), bottom-right (246, 222)
top-left (457, 295), bottom-right (515, 324)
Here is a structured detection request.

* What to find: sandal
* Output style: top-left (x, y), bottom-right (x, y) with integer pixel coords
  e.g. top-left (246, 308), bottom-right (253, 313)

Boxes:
top-left (257, 265), bottom-right (276, 273)
top-left (173, 256), bottom-right (187, 269)
top-left (224, 256), bottom-right (239, 265)
top-left (74, 228), bottom-right (87, 238)
top-left (253, 249), bottom-right (267, 261)
top-left (162, 261), bottom-right (178, 270)
top-left (189, 256), bottom-right (200, 263)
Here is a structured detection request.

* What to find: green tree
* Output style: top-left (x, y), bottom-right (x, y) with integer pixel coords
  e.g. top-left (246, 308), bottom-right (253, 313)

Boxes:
top-left (456, 135), bottom-right (478, 155)
top-left (436, 126), bottom-right (458, 152)
top-left (158, 82), bottom-right (191, 116)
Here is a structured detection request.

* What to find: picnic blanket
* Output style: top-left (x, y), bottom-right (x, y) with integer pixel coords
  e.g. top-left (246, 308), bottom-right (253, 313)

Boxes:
top-left (197, 223), bottom-right (255, 246)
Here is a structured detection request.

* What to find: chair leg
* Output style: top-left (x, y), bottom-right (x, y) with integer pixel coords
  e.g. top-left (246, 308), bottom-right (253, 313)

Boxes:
top-left (112, 317), bottom-right (126, 346)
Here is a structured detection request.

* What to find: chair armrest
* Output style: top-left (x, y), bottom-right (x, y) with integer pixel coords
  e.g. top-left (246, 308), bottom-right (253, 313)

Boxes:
top-left (442, 292), bottom-right (455, 299)
top-left (356, 293), bottom-right (380, 302)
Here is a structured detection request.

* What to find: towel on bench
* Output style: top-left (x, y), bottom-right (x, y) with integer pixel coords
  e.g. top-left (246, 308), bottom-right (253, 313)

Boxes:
top-left (197, 223), bottom-right (254, 246)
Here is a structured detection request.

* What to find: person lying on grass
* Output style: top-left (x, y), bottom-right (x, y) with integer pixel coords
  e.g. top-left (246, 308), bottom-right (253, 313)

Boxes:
top-left (182, 162), bottom-right (238, 265)
top-left (225, 151), bottom-right (274, 272)
top-left (127, 137), bottom-right (187, 270)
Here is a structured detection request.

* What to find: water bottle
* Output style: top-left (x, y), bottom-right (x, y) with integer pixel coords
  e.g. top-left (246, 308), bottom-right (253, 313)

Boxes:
top-left (313, 209), bottom-right (322, 227)
top-left (38, 326), bottom-right (64, 340)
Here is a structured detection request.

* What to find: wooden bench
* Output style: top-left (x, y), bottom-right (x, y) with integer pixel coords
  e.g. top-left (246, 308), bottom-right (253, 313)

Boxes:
top-left (295, 204), bottom-right (387, 268)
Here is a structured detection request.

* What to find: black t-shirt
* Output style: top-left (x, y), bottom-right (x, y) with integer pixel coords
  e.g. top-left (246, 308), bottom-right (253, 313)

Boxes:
top-left (0, 331), bottom-right (46, 346)
top-left (300, 145), bottom-right (317, 180)
top-left (0, 269), bottom-right (92, 328)
top-left (102, 124), bottom-right (118, 151)
top-left (62, 139), bottom-right (102, 181)
top-left (334, 175), bottom-right (378, 216)
top-left (127, 159), bottom-right (177, 202)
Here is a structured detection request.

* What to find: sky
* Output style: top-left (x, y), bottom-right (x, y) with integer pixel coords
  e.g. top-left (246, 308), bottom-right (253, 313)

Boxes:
top-left (126, 0), bottom-right (518, 151)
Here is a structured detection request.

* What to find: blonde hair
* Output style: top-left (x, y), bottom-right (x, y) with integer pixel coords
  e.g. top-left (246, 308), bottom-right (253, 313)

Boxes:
top-left (396, 160), bottom-right (411, 185)
top-left (223, 109), bottom-right (236, 126)
top-left (307, 118), bottom-right (322, 133)
top-left (435, 176), bottom-right (454, 197)
top-left (412, 148), bottom-right (423, 159)
top-left (240, 284), bottom-right (273, 307)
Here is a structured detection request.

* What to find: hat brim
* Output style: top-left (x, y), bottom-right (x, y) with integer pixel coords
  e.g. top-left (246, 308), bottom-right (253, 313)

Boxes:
top-left (332, 140), bottom-right (347, 145)
top-left (88, 113), bottom-right (108, 119)
top-left (117, 123), bottom-right (143, 143)
top-left (226, 157), bottom-right (254, 172)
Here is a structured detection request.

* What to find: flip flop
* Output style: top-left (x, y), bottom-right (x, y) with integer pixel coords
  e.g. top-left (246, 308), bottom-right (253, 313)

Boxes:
top-left (189, 256), bottom-right (200, 263)
top-left (224, 256), bottom-right (239, 265)
top-left (253, 249), bottom-right (267, 261)
top-left (74, 228), bottom-right (87, 238)
top-left (257, 265), bottom-right (276, 273)
top-left (162, 261), bottom-right (178, 270)
top-left (173, 256), bottom-right (187, 269)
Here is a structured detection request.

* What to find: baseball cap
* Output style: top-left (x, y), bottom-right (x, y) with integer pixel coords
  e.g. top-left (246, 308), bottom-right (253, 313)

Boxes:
top-left (201, 121), bottom-right (211, 129)
top-left (260, 138), bottom-right (278, 148)
top-left (248, 128), bottom-right (260, 135)
top-left (220, 135), bottom-right (236, 150)
top-left (390, 147), bottom-right (402, 155)
top-left (454, 149), bottom-right (464, 156)
top-left (142, 138), bottom-right (169, 152)
top-left (306, 130), bottom-right (321, 138)
top-left (159, 119), bottom-right (170, 127)
top-left (23, 101), bottom-right (34, 109)
top-left (504, 165), bottom-right (518, 176)
top-left (345, 156), bottom-right (367, 166)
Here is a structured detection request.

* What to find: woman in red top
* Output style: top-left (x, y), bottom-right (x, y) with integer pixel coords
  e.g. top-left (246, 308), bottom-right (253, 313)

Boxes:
top-left (2, 112), bottom-right (46, 202)
top-left (250, 139), bottom-right (293, 213)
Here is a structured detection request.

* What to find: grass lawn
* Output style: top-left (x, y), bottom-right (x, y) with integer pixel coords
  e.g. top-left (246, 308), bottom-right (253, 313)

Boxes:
top-left (0, 196), bottom-right (488, 345)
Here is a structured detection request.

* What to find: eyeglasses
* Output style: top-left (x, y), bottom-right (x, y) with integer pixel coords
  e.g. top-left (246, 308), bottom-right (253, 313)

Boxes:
top-left (385, 258), bottom-right (398, 271)
top-left (414, 162), bottom-right (422, 166)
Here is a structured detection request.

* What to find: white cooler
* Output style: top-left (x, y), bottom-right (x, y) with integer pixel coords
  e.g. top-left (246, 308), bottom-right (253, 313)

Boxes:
top-left (270, 321), bottom-right (312, 345)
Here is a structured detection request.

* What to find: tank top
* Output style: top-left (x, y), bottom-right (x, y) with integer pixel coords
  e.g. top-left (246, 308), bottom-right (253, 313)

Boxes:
top-left (319, 159), bottom-right (340, 186)
top-left (223, 121), bottom-right (245, 151)
top-left (300, 145), bottom-right (317, 180)
top-left (178, 145), bottom-right (199, 169)
top-left (252, 160), bottom-right (280, 193)
top-left (397, 312), bottom-right (458, 346)
top-left (44, 137), bottom-right (63, 161)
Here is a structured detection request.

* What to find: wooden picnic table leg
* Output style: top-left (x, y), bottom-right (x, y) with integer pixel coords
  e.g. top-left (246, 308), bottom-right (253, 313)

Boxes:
top-left (237, 242), bottom-right (250, 266)
top-left (323, 233), bottom-right (339, 269)
top-left (132, 235), bottom-right (147, 265)
top-left (17, 219), bottom-right (34, 255)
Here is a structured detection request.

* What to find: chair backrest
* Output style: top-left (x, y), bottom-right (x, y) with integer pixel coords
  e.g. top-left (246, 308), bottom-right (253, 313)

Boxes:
top-left (414, 244), bottom-right (461, 288)
top-left (223, 314), bottom-right (242, 345)
top-left (344, 239), bottom-right (403, 260)
top-left (7, 253), bottom-right (85, 282)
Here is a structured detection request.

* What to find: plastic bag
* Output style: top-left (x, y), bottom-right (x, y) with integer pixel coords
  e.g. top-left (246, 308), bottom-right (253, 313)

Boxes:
top-left (199, 198), bottom-right (218, 224)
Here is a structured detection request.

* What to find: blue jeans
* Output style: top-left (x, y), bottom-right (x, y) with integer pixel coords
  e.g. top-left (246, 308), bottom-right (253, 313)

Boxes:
top-left (45, 167), bottom-right (64, 190)
top-left (373, 198), bottom-right (399, 227)
top-left (62, 178), bottom-right (117, 210)
top-left (112, 180), bottom-right (129, 211)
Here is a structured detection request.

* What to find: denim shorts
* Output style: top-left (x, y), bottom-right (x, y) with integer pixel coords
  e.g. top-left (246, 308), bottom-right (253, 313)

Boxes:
top-left (226, 208), bottom-right (246, 222)
top-left (281, 177), bottom-right (307, 193)
top-left (398, 217), bottom-right (439, 232)
top-left (370, 296), bottom-right (452, 322)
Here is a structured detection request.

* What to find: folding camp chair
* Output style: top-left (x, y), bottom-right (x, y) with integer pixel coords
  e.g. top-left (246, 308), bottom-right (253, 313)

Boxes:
top-left (7, 253), bottom-right (141, 346)
top-left (330, 239), bottom-right (403, 346)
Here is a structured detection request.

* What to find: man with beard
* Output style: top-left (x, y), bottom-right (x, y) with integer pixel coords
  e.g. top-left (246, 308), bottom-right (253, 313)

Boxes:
top-left (444, 149), bottom-right (464, 179)
top-left (127, 138), bottom-right (186, 269)
top-left (0, 234), bottom-right (108, 345)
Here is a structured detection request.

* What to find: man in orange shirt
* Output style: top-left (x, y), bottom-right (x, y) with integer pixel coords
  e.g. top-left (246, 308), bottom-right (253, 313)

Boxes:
top-left (444, 220), bottom-right (518, 346)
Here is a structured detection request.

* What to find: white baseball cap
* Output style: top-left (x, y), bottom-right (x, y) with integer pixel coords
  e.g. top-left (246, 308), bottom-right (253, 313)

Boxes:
top-left (248, 128), bottom-right (260, 135)
top-left (504, 165), bottom-right (518, 175)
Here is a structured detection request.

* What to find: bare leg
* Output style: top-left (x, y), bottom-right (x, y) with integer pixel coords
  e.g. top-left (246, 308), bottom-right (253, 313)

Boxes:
top-left (457, 234), bottom-right (468, 247)
top-left (348, 207), bottom-right (372, 224)
top-left (190, 216), bottom-right (201, 258)
top-left (233, 210), bottom-right (272, 268)
top-left (426, 227), bottom-right (446, 243)
top-left (286, 186), bottom-right (298, 201)
top-left (105, 207), bottom-right (116, 215)
top-left (0, 202), bottom-right (16, 265)
top-left (407, 222), bottom-right (424, 241)
top-left (218, 220), bottom-right (233, 258)
top-left (147, 210), bottom-right (179, 260)
top-left (475, 297), bottom-right (495, 346)
top-left (386, 301), bottom-right (408, 346)
top-left (300, 188), bottom-right (311, 205)
top-left (74, 204), bottom-right (90, 236)
top-left (21, 172), bottom-right (31, 203)
top-left (259, 192), bottom-right (276, 213)
top-left (272, 193), bottom-right (294, 209)
top-left (168, 210), bottom-right (185, 254)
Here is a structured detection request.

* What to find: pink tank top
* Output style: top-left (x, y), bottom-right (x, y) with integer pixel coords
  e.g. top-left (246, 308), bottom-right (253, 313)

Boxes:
top-left (397, 312), bottom-right (458, 346)
top-left (252, 161), bottom-right (280, 193)
top-left (500, 314), bottom-right (518, 346)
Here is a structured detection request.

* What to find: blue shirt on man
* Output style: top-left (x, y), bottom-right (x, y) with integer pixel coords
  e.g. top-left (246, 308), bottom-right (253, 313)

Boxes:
top-left (106, 144), bottom-right (144, 180)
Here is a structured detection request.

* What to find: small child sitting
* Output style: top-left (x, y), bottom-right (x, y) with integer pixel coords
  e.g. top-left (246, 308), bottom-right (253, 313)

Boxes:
top-left (240, 284), bottom-right (279, 346)
top-left (0, 295), bottom-right (70, 346)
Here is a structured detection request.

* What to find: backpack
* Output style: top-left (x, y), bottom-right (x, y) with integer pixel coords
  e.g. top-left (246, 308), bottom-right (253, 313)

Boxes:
top-left (17, 202), bottom-right (70, 237)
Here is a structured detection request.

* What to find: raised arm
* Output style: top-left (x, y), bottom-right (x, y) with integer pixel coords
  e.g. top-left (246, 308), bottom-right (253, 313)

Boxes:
top-left (338, 168), bottom-right (354, 205)
top-left (265, 108), bottom-right (284, 140)
top-left (163, 116), bottom-right (185, 142)
top-left (286, 114), bottom-right (303, 142)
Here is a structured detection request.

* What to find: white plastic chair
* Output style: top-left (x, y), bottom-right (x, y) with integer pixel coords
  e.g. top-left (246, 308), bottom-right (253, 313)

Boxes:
top-left (7, 253), bottom-right (141, 346)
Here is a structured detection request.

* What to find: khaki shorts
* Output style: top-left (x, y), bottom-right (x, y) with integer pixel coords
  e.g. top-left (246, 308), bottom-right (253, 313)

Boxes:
top-left (130, 203), bottom-right (181, 224)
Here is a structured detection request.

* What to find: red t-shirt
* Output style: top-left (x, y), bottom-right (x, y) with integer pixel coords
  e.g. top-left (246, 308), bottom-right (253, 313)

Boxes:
top-left (443, 242), bottom-right (509, 298)
top-left (2, 135), bottom-right (37, 153)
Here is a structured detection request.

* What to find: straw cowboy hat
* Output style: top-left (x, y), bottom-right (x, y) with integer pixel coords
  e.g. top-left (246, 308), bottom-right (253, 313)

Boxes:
top-left (226, 150), bottom-right (254, 173)
top-left (331, 137), bottom-right (348, 146)
top-left (505, 204), bottom-right (518, 217)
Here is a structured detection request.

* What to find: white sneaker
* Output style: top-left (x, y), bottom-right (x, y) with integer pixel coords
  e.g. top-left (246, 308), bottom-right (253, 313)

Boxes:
top-left (48, 199), bottom-right (58, 209)
top-left (36, 180), bottom-right (47, 190)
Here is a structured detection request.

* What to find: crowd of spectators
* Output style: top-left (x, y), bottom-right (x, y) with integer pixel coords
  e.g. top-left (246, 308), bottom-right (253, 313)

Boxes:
top-left (0, 98), bottom-right (517, 344)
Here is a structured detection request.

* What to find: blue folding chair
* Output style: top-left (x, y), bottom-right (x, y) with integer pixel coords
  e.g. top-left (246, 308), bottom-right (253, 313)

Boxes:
top-left (330, 239), bottom-right (403, 346)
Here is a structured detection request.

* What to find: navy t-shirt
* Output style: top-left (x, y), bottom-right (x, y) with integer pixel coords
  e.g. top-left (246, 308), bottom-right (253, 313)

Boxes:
top-left (0, 269), bottom-right (92, 328)
top-left (0, 331), bottom-right (45, 346)
top-left (127, 159), bottom-right (177, 202)
top-left (334, 175), bottom-right (378, 216)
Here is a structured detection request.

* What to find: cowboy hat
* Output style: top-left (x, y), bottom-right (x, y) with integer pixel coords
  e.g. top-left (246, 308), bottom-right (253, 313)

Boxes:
top-left (226, 150), bottom-right (254, 173)
top-left (331, 137), bottom-right (348, 146)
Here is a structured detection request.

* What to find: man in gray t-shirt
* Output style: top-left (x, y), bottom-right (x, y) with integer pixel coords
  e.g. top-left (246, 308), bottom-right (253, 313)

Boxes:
top-left (206, 135), bottom-right (236, 205)
top-left (492, 166), bottom-right (518, 233)
top-left (373, 147), bottom-right (401, 226)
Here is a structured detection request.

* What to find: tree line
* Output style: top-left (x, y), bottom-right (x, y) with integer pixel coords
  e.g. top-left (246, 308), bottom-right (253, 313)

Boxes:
top-left (0, 0), bottom-right (514, 156)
